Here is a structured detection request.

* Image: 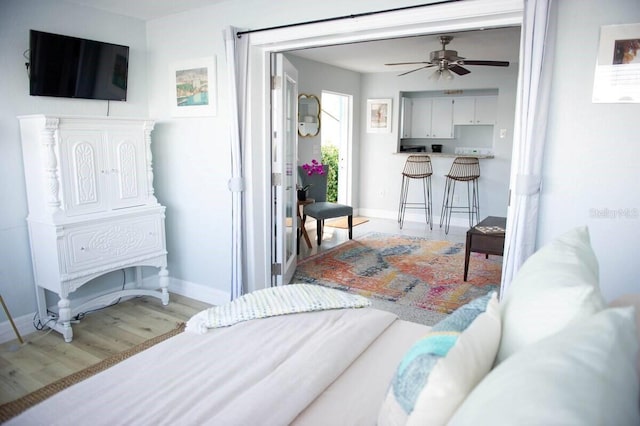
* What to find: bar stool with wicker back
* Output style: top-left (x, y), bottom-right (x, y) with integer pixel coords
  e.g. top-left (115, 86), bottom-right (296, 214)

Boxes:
top-left (440, 156), bottom-right (481, 234)
top-left (398, 155), bottom-right (433, 229)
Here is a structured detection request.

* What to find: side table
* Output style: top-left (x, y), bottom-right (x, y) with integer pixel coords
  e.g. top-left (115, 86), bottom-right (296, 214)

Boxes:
top-left (298, 198), bottom-right (315, 250)
top-left (464, 216), bottom-right (506, 281)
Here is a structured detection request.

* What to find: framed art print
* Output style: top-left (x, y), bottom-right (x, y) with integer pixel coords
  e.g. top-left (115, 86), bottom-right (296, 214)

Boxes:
top-left (366, 98), bottom-right (392, 133)
top-left (170, 57), bottom-right (217, 116)
top-left (593, 23), bottom-right (640, 103)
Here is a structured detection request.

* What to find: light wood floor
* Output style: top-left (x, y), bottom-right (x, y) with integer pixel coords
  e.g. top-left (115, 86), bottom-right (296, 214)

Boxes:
top-left (0, 217), bottom-right (470, 405)
top-left (0, 293), bottom-right (210, 404)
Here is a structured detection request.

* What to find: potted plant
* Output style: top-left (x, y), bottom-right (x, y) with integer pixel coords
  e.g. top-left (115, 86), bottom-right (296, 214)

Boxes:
top-left (296, 183), bottom-right (311, 201)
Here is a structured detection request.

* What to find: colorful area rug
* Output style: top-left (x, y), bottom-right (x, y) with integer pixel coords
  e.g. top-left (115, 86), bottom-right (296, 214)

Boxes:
top-left (293, 233), bottom-right (501, 315)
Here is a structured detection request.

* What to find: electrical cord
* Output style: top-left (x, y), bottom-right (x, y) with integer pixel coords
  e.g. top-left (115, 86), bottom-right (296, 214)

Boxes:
top-left (72, 269), bottom-right (127, 321)
top-left (23, 49), bottom-right (30, 78)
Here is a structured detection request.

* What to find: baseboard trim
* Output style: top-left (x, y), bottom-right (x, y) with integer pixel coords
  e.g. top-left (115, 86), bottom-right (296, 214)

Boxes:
top-left (358, 208), bottom-right (472, 229)
top-left (141, 276), bottom-right (230, 306)
top-left (0, 278), bottom-right (230, 344)
top-left (0, 312), bottom-right (33, 346)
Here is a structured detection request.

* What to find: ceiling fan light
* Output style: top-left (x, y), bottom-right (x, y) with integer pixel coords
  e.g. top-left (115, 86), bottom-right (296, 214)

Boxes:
top-left (441, 68), bottom-right (454, 80)
top-left (429, 69), bottom-right (441, 81)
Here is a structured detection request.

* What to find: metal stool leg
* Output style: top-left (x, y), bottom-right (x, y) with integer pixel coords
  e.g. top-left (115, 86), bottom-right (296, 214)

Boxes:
top-left (399, 155), bottom-right (433, 230)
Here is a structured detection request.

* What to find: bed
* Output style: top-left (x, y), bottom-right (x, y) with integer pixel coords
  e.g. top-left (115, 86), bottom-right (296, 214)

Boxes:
top-left (9, 306), bottom-right (429, 425)
top-left (8, 227), bottom-right (640, 425)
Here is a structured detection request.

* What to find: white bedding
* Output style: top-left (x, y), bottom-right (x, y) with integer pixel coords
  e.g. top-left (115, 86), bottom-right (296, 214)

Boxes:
top-left (9, 308), bottom-right (401, 425)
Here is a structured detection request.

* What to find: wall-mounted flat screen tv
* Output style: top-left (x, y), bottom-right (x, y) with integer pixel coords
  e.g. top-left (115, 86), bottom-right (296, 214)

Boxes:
top-left (29, 30), bottom-right (129, 101)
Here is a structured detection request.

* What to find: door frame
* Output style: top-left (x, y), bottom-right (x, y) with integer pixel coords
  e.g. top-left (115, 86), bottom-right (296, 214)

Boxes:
top-left (242, 0), bottom-right (524, 293)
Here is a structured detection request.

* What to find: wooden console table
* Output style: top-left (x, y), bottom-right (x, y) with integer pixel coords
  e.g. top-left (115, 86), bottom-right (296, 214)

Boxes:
top-left (464, 216), bottom-right (506, 281)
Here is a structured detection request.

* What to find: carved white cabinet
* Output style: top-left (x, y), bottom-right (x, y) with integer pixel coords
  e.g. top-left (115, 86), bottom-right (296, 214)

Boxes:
top-left (18, 115), bottom-right (169, 342)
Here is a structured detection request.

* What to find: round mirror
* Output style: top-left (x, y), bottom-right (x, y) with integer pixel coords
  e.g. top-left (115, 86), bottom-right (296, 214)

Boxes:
top-left (298, 94), bottom-right (320, 137)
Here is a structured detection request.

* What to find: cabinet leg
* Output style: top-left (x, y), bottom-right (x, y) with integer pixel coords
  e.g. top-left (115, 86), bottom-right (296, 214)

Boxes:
top-left (58, 296), bottom-right (73, 343)
top-left (159, 267), bottom-right (170, 306)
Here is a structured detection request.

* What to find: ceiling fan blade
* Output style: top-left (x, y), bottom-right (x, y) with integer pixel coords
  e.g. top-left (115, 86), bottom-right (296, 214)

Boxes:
top-left (397, 65), bottom-right (435, 76)
top-left (385, 61), bottom-right (431, 66)
top-left (449, 64), bottom-right (471, 75)
top-left (462, 60), bottom-right (510, 67)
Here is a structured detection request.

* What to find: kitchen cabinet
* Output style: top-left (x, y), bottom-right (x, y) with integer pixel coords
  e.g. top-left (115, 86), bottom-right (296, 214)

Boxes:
top-left (401, 97), bottom-right (454, 139)
top-left (453, 96), bottom-right (497, 125)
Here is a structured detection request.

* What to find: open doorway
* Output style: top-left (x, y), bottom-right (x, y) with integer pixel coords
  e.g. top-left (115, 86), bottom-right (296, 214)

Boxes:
top-left (242, 1), bottom-right (524, 291)
top-left (321, 91), bottom-right (352, 205)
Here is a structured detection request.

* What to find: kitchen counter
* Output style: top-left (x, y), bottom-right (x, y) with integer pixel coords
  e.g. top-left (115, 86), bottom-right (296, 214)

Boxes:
top-left (394, 152), bottom-right (495, 159)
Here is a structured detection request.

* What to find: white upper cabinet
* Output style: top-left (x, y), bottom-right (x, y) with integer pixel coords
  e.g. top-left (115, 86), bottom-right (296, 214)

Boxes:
top-left (430, 98), bottom-right (454, 138)
top-left (59, 127), bottom-right (149, 216)
top-left (20, 116), bottom-right (158, 221)
top-left (400, 97), bottom-right (413, 139)
top-left (453, 96), bottom-right (497, 125)
top-left (402, 97), bottom-right (453, 139)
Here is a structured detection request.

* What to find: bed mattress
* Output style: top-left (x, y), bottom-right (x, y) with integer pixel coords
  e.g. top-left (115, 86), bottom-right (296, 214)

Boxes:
top-left (8, 308), bottom-right (430, 425)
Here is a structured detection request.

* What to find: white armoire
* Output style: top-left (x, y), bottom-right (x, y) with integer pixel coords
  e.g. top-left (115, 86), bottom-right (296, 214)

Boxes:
top-left (18, 115), bottom-right (169, 342)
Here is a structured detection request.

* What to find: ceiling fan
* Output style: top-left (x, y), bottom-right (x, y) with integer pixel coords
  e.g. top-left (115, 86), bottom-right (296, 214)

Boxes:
top-left (385, 35), bottom-right (509, 80)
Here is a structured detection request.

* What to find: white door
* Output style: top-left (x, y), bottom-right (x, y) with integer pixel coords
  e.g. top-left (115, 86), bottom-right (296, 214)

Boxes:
top-left (271, 54), bottom-right (298, 286)
top-left (59, 130), bottom-right (109, 216)
top-left (430, 98), bottom-right (454, 138)
top-left (107, 130), bottom-right (148, 210)
top-left (321, 91), bottom-right (352, 205)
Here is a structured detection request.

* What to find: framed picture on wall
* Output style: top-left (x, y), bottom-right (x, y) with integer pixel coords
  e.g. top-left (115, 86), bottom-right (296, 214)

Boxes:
top-left (593, 23), bottom-right (640, 103)
top-left (170, 56), bottom-right (217, 116)
top-left (366, 98), bottom-right (392, 133)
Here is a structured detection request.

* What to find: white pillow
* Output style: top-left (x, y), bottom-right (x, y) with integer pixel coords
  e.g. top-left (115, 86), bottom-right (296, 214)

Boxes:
top-left (449, 306), bottom-right (640, 426)
top-left (496, 226), bottom-right (605, 363)
top-left (378, 292), bottom-right (501, 426)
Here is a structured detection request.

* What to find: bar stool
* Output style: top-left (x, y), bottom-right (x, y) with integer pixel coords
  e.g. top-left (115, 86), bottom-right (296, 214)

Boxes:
top-left (397, 155), bottom-right (433, 229)
top-left (440, 157), bottom-right (480, 234)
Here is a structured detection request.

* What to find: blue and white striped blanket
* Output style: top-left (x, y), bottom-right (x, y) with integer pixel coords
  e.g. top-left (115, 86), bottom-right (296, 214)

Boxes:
top-left (186, 284), bottom-right (371, 333)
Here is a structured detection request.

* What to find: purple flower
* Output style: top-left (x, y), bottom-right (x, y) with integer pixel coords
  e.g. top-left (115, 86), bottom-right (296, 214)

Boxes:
top-left (301, 160), bottom-right (324, 176)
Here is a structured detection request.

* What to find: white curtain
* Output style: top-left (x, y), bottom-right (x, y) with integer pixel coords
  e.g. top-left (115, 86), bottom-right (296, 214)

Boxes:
top-left (224, 26), bottom-right (250, 300)
top-left (500, 0), bottom-right (557, 297)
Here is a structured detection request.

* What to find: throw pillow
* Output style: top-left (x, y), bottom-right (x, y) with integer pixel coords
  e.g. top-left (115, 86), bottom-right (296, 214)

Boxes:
top-left (378, 292), bottom-right (501, 426)
top-left (496, 226), bottom-right (606, 364)
top-left (449, 306), bottom-right (640, 426)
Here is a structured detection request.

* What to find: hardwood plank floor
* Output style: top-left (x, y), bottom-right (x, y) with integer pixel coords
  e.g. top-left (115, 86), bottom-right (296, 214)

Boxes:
top-left (0, 217), bottom-right (472, 405)
top-left (0, 293), bottom-right (210, 404)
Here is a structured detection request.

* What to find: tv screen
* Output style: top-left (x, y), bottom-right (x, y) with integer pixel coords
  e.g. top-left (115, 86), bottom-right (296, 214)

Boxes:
top-left (29, 30), bottom-right (129, 101)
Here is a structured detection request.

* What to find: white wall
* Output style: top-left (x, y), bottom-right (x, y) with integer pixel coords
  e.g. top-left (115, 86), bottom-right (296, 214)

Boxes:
top-left (0, 0), bottom-right (149, 322)
top-left (359, 65), bottom-right (518, 223)
top-left (537, 0), bottom-right (640, 301)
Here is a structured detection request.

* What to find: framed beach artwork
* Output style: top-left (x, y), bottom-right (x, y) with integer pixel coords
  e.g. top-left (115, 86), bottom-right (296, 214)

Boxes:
top-left (366, 98), bottom-right (392, 133)
top-left (170, 57), bottom-right (217, 116)
top-left (593, 23), bottom-right (640, 103)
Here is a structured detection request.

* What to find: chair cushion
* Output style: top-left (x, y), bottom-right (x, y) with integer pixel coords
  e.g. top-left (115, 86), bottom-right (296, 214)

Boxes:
top-left (304, 202), bottom-right (353, 220)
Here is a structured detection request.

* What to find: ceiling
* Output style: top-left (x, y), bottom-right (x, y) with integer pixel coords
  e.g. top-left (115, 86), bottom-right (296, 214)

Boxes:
top-left (64, 0), bottom-right (229, 20)
top-left (63, 1), bottom-right (521, 75)
top-left (287, 27), bottom-right (521, 74)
